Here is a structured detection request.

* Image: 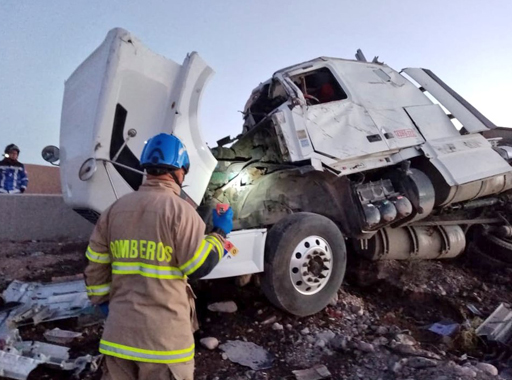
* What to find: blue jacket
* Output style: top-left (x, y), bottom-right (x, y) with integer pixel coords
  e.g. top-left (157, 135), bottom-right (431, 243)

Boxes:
top-left (0, 158), bottom-right (28, 194)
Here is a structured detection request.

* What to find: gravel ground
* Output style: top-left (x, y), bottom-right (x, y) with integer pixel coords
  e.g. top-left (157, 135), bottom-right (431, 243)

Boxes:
top-left (0, 240), bottom-right (511, 380)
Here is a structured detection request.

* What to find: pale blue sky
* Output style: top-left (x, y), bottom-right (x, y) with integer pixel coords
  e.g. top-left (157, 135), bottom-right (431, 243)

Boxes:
top-left (1, 0), bottom-right (511, 165)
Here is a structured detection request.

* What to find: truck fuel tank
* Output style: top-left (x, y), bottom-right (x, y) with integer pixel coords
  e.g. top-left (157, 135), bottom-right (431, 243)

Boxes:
top-left (355, 225), bottom-right (466, 261)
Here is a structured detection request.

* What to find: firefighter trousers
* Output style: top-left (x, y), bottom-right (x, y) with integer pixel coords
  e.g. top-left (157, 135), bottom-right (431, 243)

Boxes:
top-left (101, 356), bottom-right (194, 380)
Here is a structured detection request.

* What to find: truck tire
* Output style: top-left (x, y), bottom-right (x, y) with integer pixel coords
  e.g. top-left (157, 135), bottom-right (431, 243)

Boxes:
top-left (478, 233), bottom-right (512, 265)
top-left (261, 212), bottom-right (347, 317)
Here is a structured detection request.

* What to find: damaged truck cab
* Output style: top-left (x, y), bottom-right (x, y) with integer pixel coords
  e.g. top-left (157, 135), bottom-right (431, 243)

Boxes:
top-left (50, 28), bottom-right (512, 317)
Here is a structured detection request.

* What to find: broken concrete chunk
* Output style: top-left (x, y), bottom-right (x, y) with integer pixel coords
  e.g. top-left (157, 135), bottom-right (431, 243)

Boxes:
top-left (292, 364), bottom-right (331, 380)
top-left (200, 337), bottom-right (219, 350)
top-left (219, 340), bottom-right (274, 370)
top-left (207, 301), bottom-right (238, 313)
top-left (43, 328), bottom-right (82, 345)
top-left (476, 362), bottom-right (498, 376)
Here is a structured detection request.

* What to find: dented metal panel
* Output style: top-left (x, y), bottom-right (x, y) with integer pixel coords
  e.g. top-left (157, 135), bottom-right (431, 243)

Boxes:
top-left (366, 107), bottom-right (424, 150)
top-left (60, 28), bottom-right (216, 213)
top-left (305, 101), bottom-right (390, 160)
top-left (2, 280), bottom-right (91, 326)
top-left (404, 104), bottom-right (461, 141)
top-left (421, 134), bottom-right (512, 185)
top-left (403, 68), bottom-right (496, 133)
top-left (476, 303), bottom-right (512, 344)
top-left (0, 350), bottom-right (41, 380)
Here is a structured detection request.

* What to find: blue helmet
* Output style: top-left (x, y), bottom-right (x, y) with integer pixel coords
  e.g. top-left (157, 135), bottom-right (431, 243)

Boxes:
top-left (140, 133), bottom-right (190, 173)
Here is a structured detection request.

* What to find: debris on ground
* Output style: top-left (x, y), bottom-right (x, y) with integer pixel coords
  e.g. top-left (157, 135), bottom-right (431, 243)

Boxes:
top-left (43, 328), bottom-right (83, 345)
top-left (292, 364), bottom-right (331, 380)
top-left (1, 240), bottom-right (512, 379)
top-left (200, 337), bottom-right (219, 350)
top-left (207, 301), bottom-right (238, 313)
top-left (219, 340), bottom-right (274, 370)
top-left (476, 303), bottom-right (512, 344)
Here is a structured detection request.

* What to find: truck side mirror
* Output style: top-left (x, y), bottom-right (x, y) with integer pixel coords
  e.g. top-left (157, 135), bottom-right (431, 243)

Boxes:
top-left (41, 145), bottom-right (60, 165)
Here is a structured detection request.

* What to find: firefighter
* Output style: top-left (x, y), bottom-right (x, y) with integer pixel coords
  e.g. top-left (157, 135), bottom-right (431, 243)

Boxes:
top-left (84, 133), bottom-right (233, 380)
top-left (0, 144), bottom-right (28, 194)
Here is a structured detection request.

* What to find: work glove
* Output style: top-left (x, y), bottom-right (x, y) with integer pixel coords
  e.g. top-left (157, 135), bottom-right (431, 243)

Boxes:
top-left (212, 206), bottom-right (233, 236)
top-left (98, 302), bottom-right (109, 318)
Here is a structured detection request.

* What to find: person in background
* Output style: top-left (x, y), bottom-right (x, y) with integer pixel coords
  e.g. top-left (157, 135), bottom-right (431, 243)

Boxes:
top-left (84, 133), bottom-right (233, 380)
top-left (0, 144), bottom-right (28, 194)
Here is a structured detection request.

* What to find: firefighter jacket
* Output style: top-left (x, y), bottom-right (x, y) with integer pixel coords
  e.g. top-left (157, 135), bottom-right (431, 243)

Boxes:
top-left (84, 178), bottom-right (225, 364)
top-left (0, 158), bottom-right (28, 193)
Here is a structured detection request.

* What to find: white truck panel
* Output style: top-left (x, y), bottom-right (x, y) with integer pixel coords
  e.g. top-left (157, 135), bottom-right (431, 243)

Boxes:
top-left (202, 229), bottom-right (267, 279)
top-left (60, 28), bottom-right (216, 212)
top-left (421, 134), bottom-right (511, 185)
top-left (404, 104), bottom-right (461, 141)
top-left (403, 68), bottom-right (496, 134)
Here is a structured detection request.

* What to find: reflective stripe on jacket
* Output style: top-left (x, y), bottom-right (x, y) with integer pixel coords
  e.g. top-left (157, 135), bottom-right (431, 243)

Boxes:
top-left (84, 179), bottom-right (224, 363)
top-left (0, 158), bottom-right (28, 193)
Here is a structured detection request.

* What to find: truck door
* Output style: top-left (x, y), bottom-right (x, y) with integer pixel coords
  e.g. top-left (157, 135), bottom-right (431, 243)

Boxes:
top-left (288, 66), bottom-right (392, 162)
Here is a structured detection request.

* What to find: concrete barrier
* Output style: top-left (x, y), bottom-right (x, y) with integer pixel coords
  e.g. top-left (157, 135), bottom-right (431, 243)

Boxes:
top-left (0, 194), bottom-right (94, 241)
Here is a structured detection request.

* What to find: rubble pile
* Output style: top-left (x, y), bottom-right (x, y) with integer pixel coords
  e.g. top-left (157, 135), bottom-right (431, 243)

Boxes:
top-left (0, 240), bottom-right (512, 379)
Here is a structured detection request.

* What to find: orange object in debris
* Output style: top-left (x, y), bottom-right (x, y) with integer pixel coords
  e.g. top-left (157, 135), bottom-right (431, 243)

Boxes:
top-left (216, 203), bottom-right (230, 215)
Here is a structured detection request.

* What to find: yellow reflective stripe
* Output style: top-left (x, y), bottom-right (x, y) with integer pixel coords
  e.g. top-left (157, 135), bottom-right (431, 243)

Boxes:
top-left (99, 340), bottom-right (194, 363)
top-left (206, 236), bottom-right (223, 261)
top-left (179, 239), bottom-right (214, 276)
top-left (86, 246), bottom-right (111, 264)
top-left (86, 283), bottom-right (111, 296)
top-left (179, 240), bottom-right (206, 272)
top-left (112, 261), bottom-right (184, 279)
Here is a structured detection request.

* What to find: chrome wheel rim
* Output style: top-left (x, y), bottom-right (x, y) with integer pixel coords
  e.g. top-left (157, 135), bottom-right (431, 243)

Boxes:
top-left (289, 235), bottom-right (333, 295)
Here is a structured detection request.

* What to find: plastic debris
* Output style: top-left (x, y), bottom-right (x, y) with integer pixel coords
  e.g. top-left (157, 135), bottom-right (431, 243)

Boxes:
top-left (44, 328), bottom-right (82, 345)
top-left (0, 340), bottom-right (95, 380)
top-left (219, 340), bottom-right (274, 370)
top-left (467, 303), bottom-right (483, 316)
top-left (0, 280), bottom-right (92, 332)
top-left (428, 320), bottom-right (460, 336)
top-left (293, 364), bottom-right (332, 380)
top-left (476, 303), bottom-right (512, 344)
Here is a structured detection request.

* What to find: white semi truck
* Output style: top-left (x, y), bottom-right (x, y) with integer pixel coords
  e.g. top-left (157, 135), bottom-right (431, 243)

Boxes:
top-left (44, 28), bottom-right (512, 316)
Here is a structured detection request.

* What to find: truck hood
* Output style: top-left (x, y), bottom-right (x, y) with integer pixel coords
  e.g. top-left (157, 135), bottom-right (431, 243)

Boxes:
top-left (60, 28), bottom-right (216, 215)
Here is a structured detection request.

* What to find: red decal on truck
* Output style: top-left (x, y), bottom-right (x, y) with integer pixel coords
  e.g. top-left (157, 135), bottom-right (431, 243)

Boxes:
top-left (395, 129), bottom-right (416, 139)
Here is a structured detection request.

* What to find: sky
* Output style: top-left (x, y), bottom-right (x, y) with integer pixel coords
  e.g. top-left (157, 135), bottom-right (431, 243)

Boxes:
top-left (1, 0), bottom-right (511, 165)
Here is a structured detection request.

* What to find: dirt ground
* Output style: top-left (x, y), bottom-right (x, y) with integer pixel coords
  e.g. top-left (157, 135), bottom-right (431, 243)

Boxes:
top-left (0, 239), bottom-right (511, 380)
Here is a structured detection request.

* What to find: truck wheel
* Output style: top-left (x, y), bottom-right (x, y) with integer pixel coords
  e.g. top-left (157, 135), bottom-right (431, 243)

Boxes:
top-left (477, 233), bottom-right (512, 265)
top-left (261, 212), bottom-right (347, 317)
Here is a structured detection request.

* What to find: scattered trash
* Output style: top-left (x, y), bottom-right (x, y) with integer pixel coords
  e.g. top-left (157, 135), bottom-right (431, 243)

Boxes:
top-left (219, 340), bottom-right (274, 370)
top-left (476, 303), bottom-right (512, 344)
top-left (292, 364), bottom-right (332, 380)
top-left (43, 328), bottom-right (82, 344)
top-left (466, 303), bottom-right (483, 316)
top-left (207, 301), bottom-right (238, 313)
top-left (428, 321), bottom-right (460, 336)
top-left (0, 339), bottom-right (96, 380)
top-left (0, 280), bottom-right (92, 332)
